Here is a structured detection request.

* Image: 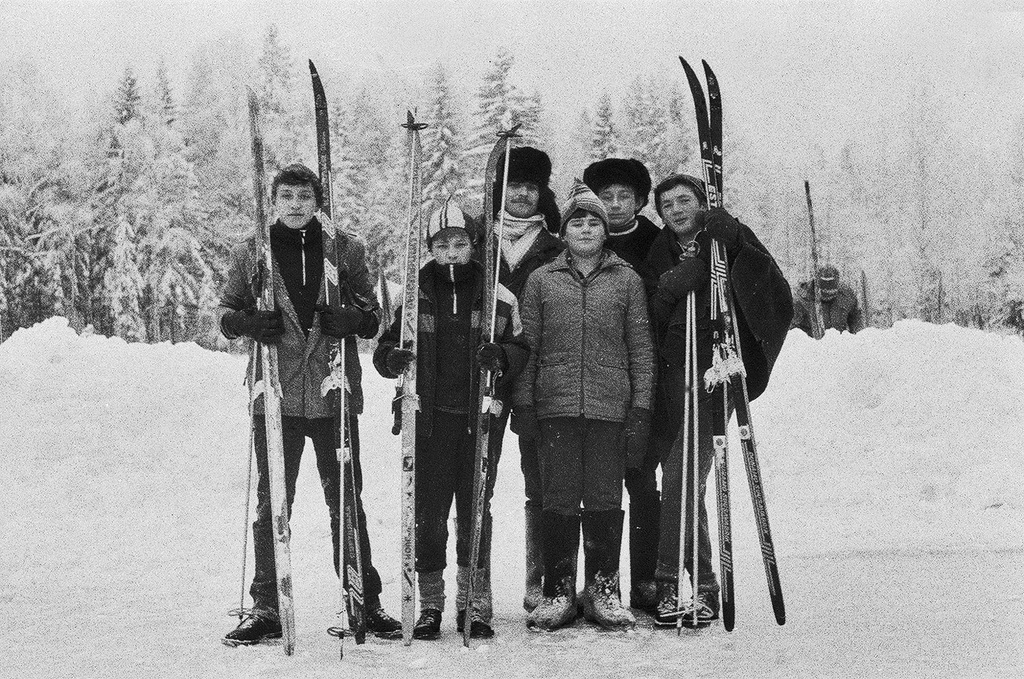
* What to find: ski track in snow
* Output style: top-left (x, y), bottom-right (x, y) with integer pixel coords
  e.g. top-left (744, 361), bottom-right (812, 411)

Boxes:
top-left (1, 318), bottom-right (1022, 678)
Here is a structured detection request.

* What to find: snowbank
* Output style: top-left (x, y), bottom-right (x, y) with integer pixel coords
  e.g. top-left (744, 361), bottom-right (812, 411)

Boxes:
top-left (1, 317), bottom-right (1021, 678)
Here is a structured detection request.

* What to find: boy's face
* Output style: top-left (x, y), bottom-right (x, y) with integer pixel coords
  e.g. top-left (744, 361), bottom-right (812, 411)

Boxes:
top-left (431, 229), bottom-right (473, 266)
top-left (659, 184), bottom-right (703, 241)
top-left (563, 212), bottom-right (606, 259)
top-left (273, 182), bottom-right (317, 230)
top-left (597, 183), bottom-right (639, 229)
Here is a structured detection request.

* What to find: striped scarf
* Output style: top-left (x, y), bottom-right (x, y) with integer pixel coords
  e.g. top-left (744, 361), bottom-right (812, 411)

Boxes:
top-left (498, 212), bottom-right (546, 271)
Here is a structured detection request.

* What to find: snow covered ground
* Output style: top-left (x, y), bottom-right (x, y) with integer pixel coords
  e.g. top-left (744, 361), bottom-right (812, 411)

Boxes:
top-left (1, 318), bottom-right (1021, 678)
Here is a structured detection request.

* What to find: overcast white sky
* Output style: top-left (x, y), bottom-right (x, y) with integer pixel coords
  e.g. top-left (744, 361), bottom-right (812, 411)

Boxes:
top-left (3, 0), bottom-right (1024, 173)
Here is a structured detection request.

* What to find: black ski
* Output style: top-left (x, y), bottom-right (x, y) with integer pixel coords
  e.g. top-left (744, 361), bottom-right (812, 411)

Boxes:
top-left (310, 61), bottom-right (366, 653)
top-left (804, 181), bottom-right (826, 339)
top-left (679, 57), bottom-right (785, 628)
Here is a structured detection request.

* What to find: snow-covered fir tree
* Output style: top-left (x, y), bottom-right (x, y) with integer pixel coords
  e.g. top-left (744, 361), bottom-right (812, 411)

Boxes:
top-left (590, 92), bottom-right (618, 161)
top-left (420, 63), bottom-right (467, 216)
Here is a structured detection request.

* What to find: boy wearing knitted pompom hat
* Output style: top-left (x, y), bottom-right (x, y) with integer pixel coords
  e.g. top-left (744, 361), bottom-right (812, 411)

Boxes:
top-left (513, 179), bottom-right (654, 632)
top-left (373, 197), bottom-right (529, 640)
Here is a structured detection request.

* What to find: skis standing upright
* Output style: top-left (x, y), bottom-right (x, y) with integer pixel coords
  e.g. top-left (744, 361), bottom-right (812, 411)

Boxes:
top-left (398, 111), bottom-right (428, 646)
top-left (804, 181), bottom-right (826, 340)
top-left (678, 58), bottom-right (786, 628)
top-left (463, 124), bottom-right (520, 648)
top-left (860, 269), bottom-right (871, 328)
top-left (246, 87), bottom-right (296, 655)
top-left (310, 60), bottom-right (366, 656)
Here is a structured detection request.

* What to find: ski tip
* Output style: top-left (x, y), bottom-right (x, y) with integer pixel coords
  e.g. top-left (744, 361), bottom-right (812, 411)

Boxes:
top-left (678, 55), bottom-right (689, 67)
top-left (309, 59), bottom-right (318, 75)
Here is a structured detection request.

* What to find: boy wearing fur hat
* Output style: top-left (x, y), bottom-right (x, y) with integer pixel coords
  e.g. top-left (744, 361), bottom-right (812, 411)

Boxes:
top-left (220, 163), bottom-right (402, 645)
top-left (374, 198), bottom-right (529, 640)
top-left (583, 157), bottom-right (660, 269)
top-left (514, 180), bottom-right (654, 631)
top-left (643, 174), bottom-right (793, 627)
top-left (583, 156), bottom-right (662, 613)
top-left (484, 146), bottom-right (568, 613)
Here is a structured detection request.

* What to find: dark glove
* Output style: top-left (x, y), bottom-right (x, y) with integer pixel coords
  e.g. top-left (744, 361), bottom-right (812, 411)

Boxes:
top-left (510, 406), bottom-right (540, 441)
top-left (476, 342), bottom-right (507, 373)
top-left (222, 307), bottom-right (284, 343)
top-left (656, 257), bottom-right (707, 305)
top-left (621, 407), bottom-right (652, 471)
top-left (385, 347), bottom-right (416, 375)
top-left (701, 207), bottom-right (744, 257)
top-left (316, 303), bottom-right (365, 339)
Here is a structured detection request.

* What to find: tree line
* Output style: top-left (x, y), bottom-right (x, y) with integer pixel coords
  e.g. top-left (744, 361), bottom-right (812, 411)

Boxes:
top-left (3, 25), bottom-right (1023, 346)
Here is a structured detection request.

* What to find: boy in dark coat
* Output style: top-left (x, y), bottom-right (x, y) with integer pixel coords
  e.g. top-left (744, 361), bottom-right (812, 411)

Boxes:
top-left (583, 157), bottom-right (661, 611)
top-left (374, 199), bottom-right (529, 640)
top-left (643, 173), bottom-right (793, 627)
top-left (483, 147), bottom-right (567, 613)
top-left (219, 164), bottom-right (401, 645)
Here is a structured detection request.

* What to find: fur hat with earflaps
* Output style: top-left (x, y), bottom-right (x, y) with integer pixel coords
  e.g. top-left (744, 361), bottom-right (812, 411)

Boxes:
top-left (583, 158), bottom-right (652, 209)
top-left (492, 146), bottom-right (561, 233)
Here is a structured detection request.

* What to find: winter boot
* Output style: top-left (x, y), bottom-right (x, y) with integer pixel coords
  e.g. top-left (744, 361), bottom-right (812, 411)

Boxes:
top-left (677, 588), bottom-right (720, 629)
top-left (653, 581), bottom-right (681, 627)
top-left (456, 564), bottom-right (495, 637)
top-left (523, 505), bottom-right (545, 612)
top-left (412, 609), bottom-right (442, 640)
top-left (364, 600), bottom-right (403, 640)
top-left (413, 569), bottom-right (444, 639)
top-left (628, 492), bottom-right (661, 613)
top-left (527, 512), bottom-right (581, 631)
top-left (579, 509), bottom-right (635, 630)
top-left (222, 609), bottom-right (282, 646)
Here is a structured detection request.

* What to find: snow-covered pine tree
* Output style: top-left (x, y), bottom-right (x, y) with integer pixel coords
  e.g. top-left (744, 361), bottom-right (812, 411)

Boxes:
top-left (590, 91), bottom-right (618, 162)
top-left (464, 47), bottom-right (521, 213)
top-left (104, 214), bottom-right (146, 340)
top-left (115, 67), bottom-right (143, 126)
top-left (257, 24), bottom-right (306, 170)
top-left (420, 62), bottom-right (467, 218)
top-left (153, 58), bottom-right (177, 127)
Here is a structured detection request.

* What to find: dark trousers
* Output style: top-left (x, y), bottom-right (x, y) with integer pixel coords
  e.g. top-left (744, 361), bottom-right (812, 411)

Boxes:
top-left (624, 446), bottom-right (661, 586)
top-left (537, 417), bottom-right (624, 516)
top-left (653, 365), bottom-right (722, 594)
top-left (415, 410), bottom-right (503, 572)
top-left (250, 412), bottom-right (383, 614)
top-left (520, 434), bottom-right (542, 509)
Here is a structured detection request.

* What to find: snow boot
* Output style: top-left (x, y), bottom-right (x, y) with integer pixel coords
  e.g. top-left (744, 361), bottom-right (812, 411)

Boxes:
top-left (579, 509), bottom-right (635, 630)
top-left (365, 601), bottom-right (403, 640)
top-left (653, 581), bottom-right (718, 628)
top-left (222, 610), bottom-right (282, 646)
top-left (527, 512), bottom-right (580, 631)
top-left (413, 609), bottom-right (442, 640)
top-left (456, 564), bottom-right (495, 634)
top-left (628, 492), bottom-right (660, 613)
top-left (523, 505), bottom-right (545, 612)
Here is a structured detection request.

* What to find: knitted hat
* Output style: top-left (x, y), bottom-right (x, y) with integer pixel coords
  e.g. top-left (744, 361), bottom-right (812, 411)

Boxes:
top-left (653, 173), bottom-right (708, 217)
top-left (559, 179), bottom-right (609, 235)
top-left (426, 196), bottom-right (475, 248)
top-left (817, 265), bottom-right (839, 294)
top-left (583, 158), bottom-right (652, 209)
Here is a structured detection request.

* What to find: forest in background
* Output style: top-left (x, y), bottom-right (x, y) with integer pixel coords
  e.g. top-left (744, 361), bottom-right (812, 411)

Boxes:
top-left (3, 24), bottom-right (1024, 347)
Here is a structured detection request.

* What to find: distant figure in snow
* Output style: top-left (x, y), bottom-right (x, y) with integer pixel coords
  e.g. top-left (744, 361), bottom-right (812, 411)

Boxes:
top-left (791, 264), bottom-right (864, 335)
top-left (373, 199), bottom-right (529, 640)
top-left (218, 164), bottom-right (402, 646)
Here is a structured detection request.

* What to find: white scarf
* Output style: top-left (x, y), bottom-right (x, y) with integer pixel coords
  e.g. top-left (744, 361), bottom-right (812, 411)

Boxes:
top-left (498, 212), bottom-right (546, 271)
